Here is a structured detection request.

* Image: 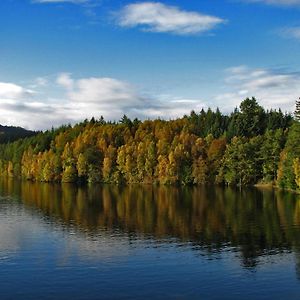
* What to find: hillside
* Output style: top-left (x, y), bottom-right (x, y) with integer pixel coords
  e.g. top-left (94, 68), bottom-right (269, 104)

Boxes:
top-left (0, 125), bottom-right (36, 144)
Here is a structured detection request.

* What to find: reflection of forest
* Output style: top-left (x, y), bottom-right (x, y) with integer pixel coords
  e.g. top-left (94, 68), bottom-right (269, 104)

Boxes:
top-left (1, 178), bottom-right (300, 268)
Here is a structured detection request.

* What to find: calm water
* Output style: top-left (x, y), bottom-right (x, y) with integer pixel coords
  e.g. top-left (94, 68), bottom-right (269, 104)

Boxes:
top-left (0, 180), bottom-right (300, 299)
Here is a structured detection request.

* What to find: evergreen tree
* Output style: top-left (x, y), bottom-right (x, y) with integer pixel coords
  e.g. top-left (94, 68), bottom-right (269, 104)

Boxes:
top-left (237, 97), bottom-right (265, 137)
top-left (295, 98), bottom-right (300, 122)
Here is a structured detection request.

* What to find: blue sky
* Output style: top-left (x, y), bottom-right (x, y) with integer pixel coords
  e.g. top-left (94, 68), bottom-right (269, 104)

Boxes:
top-left (1, 0), bottom-right (300, 129)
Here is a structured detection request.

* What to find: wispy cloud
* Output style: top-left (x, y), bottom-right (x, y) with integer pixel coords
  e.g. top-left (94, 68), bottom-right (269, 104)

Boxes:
top-left (246, 0), bottom-right (300, 6)
top-left (31, 0), bottom-right (102, 24)
top-left (32, 0), bottom-right (89, 4)
top-left (57, 73), bottom-right (74, 90)
top-left (115, 2), bottom-right (226, 35)
top-left (215, 65), bottom-right (300, 112)
top-left (278, 26), bottom-right (300, 39)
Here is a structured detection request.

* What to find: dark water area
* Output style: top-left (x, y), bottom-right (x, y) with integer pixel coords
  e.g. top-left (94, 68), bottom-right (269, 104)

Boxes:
top-left (0, 179), bottom-right (300, 299)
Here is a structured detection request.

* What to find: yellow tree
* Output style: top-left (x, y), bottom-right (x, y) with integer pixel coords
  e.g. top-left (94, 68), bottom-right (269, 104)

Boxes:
top-left (61, 143), bottom-right (77, 183)
top-left (293, 158), bottom-right (300, 189)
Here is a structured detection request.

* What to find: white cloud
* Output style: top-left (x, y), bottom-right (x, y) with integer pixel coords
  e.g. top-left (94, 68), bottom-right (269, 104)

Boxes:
top-left (59, 74), bottom-right (208, 122)
top-left (215, 65), bottom-right (300, 112)
top-left (0, 98), bottom-right (70, 130)
top-left (0, 74), bottom-right (208, 130)
top-left (0, 79), bottom-right (69, 129)
top-left (0, 82), bottom-right (34, 99)
top-left (116, 2), bottom-right (225, 35)
top-left (56, 73), bottom-right (146, 122)
top-left (68, 76), bottom-right (140, 105)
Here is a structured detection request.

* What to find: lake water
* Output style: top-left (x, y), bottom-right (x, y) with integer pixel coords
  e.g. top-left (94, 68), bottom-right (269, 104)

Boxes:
top-left (0, 179), bottom-right (300, 299)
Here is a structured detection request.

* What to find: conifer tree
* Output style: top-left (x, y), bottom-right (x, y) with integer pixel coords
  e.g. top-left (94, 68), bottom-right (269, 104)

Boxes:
top-left (295, 98), bottom-right (300, 122)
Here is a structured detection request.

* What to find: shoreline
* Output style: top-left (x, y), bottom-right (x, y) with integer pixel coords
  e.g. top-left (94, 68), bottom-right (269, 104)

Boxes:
top-left (1, 175), bottom-right (300, 195)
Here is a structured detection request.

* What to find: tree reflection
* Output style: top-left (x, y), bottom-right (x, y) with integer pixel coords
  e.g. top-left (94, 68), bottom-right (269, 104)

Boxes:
top-left (0, 178), bottom-right (300, 270)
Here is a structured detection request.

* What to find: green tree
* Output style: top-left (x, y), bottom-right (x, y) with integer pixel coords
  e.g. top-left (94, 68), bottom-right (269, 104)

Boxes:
top-left (221, 136), bottom-right (262, 185)
top-left (277, 116), bottom-right (300, 189)
top-left (260, 129), bottom-right (285, 183)
top-left (237, 97), bottom-right (265, 137)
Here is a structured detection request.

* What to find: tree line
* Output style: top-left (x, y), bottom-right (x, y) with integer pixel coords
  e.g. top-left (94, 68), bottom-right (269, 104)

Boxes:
top-left (0, 97), bottom-right (299, 190)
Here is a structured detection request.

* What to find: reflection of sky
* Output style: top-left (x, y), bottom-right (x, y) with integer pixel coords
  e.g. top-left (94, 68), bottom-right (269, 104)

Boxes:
top-left (0, 199), bottom-right (130, 264)
top-left (0, 201), bottom-right (36, 255)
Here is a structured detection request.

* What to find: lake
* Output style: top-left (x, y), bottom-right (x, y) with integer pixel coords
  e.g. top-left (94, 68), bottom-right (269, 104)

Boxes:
top-left (0, 179), bottom-right (300, 299)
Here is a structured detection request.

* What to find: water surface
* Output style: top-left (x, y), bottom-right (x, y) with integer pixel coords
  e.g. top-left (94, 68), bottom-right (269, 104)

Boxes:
top-left (0, 179), bottom-right (300, 299)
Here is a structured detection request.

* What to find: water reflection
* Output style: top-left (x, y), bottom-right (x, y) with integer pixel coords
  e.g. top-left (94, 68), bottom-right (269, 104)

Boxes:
top-left (0, 179), bottom-right (300, 270)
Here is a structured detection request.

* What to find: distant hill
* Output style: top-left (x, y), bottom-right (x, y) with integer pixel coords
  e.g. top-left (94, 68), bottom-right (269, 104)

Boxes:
top-left (0, 125), bottom-right (36, 144)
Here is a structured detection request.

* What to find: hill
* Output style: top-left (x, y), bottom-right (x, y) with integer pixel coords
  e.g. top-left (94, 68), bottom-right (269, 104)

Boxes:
top-left (0, 125), bottom-right (36, 144)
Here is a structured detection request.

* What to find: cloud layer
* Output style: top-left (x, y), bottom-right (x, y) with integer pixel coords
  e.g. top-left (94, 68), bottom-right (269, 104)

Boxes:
top-left (0, 67), bottom-right (298, 130)
top-left (215, 66), bottom-right (300, 112)
top-left (116, 2), bottom-right (225, 35)
top-left (0, 74), bottom-right (208, 130)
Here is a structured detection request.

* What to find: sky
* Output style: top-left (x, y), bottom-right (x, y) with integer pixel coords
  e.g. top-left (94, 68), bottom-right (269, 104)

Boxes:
top-left (1, 0), bottom-right (300, 130)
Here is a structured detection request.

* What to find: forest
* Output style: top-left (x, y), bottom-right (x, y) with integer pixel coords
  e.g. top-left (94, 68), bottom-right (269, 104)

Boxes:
top-left (0, 97), bottom-right (299, 190)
